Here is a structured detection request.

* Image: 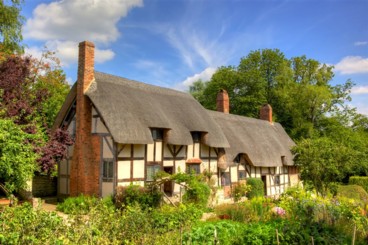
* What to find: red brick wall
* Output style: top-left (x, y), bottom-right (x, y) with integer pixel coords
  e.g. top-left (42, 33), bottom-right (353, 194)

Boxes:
top-left (70, 41), bottom-right (101, 197)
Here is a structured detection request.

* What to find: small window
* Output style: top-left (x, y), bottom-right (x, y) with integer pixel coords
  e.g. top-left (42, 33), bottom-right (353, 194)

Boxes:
top-left (146, 165), bottom-right (161, 181)
top-left (238, 170), bottom-right (246, 180)
top-left (103, 160), bottom-right (113, 182)
top-left (274, 175), bottom-right (280, 185)
top-left (191, 132), bottom-right (201, 143)
top-left (234, 154), bottom-right (242, 163)
top-left (221, 172), bottom-right (231, 186)
top-left (151, 129), bottom-right (163, 141)
top-left (187, 164), bottom-right (201, 175)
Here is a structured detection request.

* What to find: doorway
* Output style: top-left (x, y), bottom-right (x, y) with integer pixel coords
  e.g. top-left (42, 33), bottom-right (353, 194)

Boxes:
top-left (163, 167), bottom-right (174, 196)
top-left (261, 175), bottom-right (267, 196)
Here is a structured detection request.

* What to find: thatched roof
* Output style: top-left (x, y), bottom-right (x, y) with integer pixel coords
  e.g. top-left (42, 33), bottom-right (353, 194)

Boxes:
top-left (52, 82), bottom-right (77, 132)
top-left (85, 72), bottom-right (229, 147)
top-left (208, 110), bottom-right (295, 167)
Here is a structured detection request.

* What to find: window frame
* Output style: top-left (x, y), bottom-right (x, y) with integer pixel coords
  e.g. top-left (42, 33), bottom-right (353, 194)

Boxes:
top-left (238, 170), bottom-right (246, 180)
top-left (191, 132), bottom-right (201, 143)
top-left (151, 128), bottom-right (163, 141)
top-left (186, 164), bottom-right (201, 175)
top-left (102, 159), bottom-right (114, 182)
top-left (221, 172), bottom-right (231, 186)
top-left (146, 164), bottom-right (161, 182)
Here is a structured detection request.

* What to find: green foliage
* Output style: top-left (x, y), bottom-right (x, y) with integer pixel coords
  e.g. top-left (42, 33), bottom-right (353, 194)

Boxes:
top-left (183, 177), bottom-right (211, 208)
top-left (349, 176), bottom-right (368, 193)
top-left (246, 178), bottom-right (265, 199)
top-left (0, 119), bottom-right (38, 192)
top-left (114, 184), bottom-right (162, 209)
top-left (189, 49), bottom-right (350, 140)
top-left (232, 182), bottom-right (251, 202)
top-left (0, 0), bottom-right (24, 54)
top-left (293, 137), bottom-right (356, 196)
top-left (152, 204), bottom-right (203, 232)
top-left (56, 195), bottom-right (114, 215)
top-left (337, 184), bottom-right (368, 208)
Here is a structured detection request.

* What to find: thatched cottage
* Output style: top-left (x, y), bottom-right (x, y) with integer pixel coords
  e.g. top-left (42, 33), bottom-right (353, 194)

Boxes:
top-left (54, 41), bottom-right (298, 199)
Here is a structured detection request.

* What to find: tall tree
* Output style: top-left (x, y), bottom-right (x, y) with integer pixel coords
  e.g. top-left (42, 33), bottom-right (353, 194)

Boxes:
top-left (190, 49), bottom-right (351, 140)
top-left (0, 52), bottom-right (72, 192)
top-left (0, 0), bottom-right (24, 54)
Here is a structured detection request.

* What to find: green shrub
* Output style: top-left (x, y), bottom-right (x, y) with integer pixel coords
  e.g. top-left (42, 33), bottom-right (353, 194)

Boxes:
top-left (246, 178), bottom-right (264, 199)
top-left (232, 182), bottom-right (251, 202)
top-left (183, 179), bottom-right (211, 208)
top-left (337, 184), bottom-right (368, 207)
top-left (152, 203), bottom-right (203, 232)
top-left (349, 176), bottom-right (368, 192)
top-left (56, 194), bottom-right (103, 214)
top-left (114, 184), bottom-right (162, 209)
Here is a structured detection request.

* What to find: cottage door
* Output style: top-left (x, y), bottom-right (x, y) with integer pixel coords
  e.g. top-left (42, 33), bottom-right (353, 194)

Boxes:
top-left (163, 167), bottom-right (173, 196)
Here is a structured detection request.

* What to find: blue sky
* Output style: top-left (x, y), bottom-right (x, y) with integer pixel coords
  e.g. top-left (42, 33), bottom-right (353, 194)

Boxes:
top-left (21, 0), bottom-right (368, 115)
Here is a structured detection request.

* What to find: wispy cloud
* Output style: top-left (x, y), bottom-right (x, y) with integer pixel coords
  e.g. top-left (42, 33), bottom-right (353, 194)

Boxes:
top-left (351, 85), bottom-right (368, 95)
top-left (24, 0), bottom-right (142, 66)
top-left (334, 56), bottom-right (368, 74)
top-left (354, 41), bottom-right (368, 46)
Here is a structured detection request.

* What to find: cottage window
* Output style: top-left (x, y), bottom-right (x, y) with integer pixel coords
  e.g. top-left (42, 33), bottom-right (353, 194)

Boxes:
top-left (234, 154), bottom-right (242, 163)
top-left (274, 175), bottom-right (280, 185)
top-left (187, 164), bottom-right (200, 175)
top-left (221, 172), bottom-right (231, 186)
top-left (238, 170), bottom-right (246, 180)
top-left (146, 164), bottom-right (161, 181)
top-left (191, 132), bottom-right (201, 143)
top-left (103, 160), bottom-right (113, 182)
top-left (151, 129), bottom-right (163, 141)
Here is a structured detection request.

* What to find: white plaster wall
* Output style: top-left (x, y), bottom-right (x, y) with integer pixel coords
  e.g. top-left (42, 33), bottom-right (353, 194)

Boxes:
top-left (176, 160), bottom-right (186, 173)
top-left (155, 142), bottom-right (162, 161)
top-left (147, 144), bottom-right (154, 161)
top-left (133, 160), bottom-right (145, 178)
top-left (59, 160), bottom-right (67, 175)
top-left (134, 145), bottom-right (145, 157)
top-left (118, 161), bottom-right (130, 179)
top-left (193, 143), bottom-right (200, 158)
top-left (163, 160), bottom-right (174, 167)
top-left (119, 144), bottom-right (131, 157)
top-left (103, 137), bottom-right (113, 158)
top-left (230, 166), bottom-right (238, 182)
top-left (102, 182), bottom-right (113, 197)
top-left (187, 145), bottom-right (193, 159)
top-left (59, 178), bottom-right (68, 194)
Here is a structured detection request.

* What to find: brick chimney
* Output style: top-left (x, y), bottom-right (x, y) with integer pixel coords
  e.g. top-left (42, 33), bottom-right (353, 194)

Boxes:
top-left (70, 41), bottom-right (101, 196)
top-left (216, 89), bottom-right (230, 114)
top-left (260, 104), bottom-right (273, 123)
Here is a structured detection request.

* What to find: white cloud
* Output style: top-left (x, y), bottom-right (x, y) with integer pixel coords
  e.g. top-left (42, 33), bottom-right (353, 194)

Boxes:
top-left (24, 0), bottom-right (142, 66)
top-left (175, 67), bottom-right (217, 91)
top-left (354, 41), bottom-right (368, 46)
top-left (24, 0), bottom-right (143, 43)
top-left (335, 56), bottom-right (368, 74)
top-left (351, 85), bottom-right (368, 95)
top-left (25, 40), bottom-right (115, 66)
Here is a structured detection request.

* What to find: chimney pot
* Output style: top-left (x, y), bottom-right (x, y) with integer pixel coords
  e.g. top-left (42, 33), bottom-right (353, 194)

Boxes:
top-left (260, 104), bottom-right (273, 123)
top-left (216, 89), bottom-right (230, 114)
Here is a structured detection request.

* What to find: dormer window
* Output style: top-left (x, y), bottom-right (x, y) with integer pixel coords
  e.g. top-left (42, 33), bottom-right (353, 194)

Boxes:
top-left (234, 154), bottom-right (242, 163)
top-left (191, 132), bottom-right (201, 143)
top-left (151, 129), bottom-right (163, 141)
